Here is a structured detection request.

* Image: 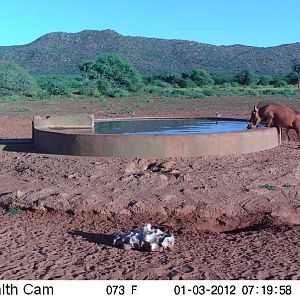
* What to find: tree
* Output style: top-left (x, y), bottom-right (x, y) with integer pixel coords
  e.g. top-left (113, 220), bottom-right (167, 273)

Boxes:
top-left (178, 79), bottom-right (198, 88)
top-left (286, 72), bottom-right (298, 85)
top-left (291, 58), bottom-right (300, 88)
top-left (80, 53), bottom-right (143, 96)
top-left (257, 75), bottom-right (272, 86)
top-left (0, 62), bottom-right (36, 95)
top-left (211, 73), bottom-right (235, 85)
top-left (160, 73), bottom-right (182, 86)
top-left (235, 69), bottom-right (257, 85)
top-left (37, 76), bottom-right (72, 96)
top-left (183, 69), bottom-right (214, 86)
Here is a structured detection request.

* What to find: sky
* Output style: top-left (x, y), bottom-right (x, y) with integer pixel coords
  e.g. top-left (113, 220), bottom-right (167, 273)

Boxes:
top-left (0, 0), bottom-right (299, 47)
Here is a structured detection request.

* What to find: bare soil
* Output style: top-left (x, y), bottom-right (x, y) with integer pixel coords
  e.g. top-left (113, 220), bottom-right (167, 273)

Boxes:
top-left (1, 96), bottom-right (300, 279)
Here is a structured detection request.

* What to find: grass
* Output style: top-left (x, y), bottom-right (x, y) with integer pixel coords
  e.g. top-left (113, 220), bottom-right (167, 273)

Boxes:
top-left (5, 207), bottom-right (23, 216)
top-left (282, 183), bottom-right (292, 188)
top-left (1, 84), bottom-right (300, 102)
top-left (13, 107), bottom-right (32, 112)
top-left (259, 184), bottom-right (277, 191)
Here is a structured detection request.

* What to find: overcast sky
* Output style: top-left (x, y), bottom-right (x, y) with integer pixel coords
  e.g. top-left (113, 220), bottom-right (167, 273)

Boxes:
top-left (0, 0), bottom-right (298, 47)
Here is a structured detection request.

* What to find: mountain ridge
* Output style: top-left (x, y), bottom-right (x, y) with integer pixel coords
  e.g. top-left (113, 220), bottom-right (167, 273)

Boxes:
top-left (0, 29), bottom-right (299, 75)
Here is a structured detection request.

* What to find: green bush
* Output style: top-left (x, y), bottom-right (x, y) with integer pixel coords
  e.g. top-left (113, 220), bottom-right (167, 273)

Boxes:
top-left (80, 53), bottom-right (143, 97)
top-left (261, 89), bottom-right (278, 95)
top-left (76, 79), bottom-right (101, 97)
top-left (257, 75), bottom-right (272, 85)
top-left (272, 80), bottom-right (287, 87)
top-left (212, 73), bottom-right (235, 85)
top-left (202, 87), bottom-right (219, 96)
top-left (286, 72), bottom-right (298, 85)
top-left (178, 79), bottom-right (198, 88)
top-left (106, 88), bottom-right (129, 98)
top-left (0, 62), bottom-right (37, 96)
top-left (235, 69), bottom-right (257, 85)
top-left (143, 85), bottom-right (164, 95)
top-left (37, 76), bottom-right (72, 96)
top-left (183, 90), bottom-right (206, 98)
top-left (246, 89), bottom-right (260, 97)
top-left (183, 69), bottom-right (214, 86)
top-left (159, 73), bottom-right (182, 86)
top-left (221, 82), bottom-right (233, 88)
top-left (291, 58), bottom-right (300, 88)
top-left (147, 79), bottom-right (172, 88)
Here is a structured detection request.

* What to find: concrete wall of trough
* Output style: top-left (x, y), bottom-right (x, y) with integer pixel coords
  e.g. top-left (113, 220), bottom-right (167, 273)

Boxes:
top-left (33, 114), bottom-right (94, 129)
top-left (33, 115), bottom-right (281, 157)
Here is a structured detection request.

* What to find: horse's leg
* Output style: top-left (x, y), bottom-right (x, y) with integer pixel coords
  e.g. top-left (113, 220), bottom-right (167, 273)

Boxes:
top-left (266, 117), bottom-right (273, 127)
top-left (287, 128), bottom-right (290, 141)
top-left (296, 127), bottom-right (300, 149)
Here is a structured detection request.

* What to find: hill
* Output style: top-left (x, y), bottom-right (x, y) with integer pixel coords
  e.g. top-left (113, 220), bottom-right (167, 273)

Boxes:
top-left (0, 29), bottom-right (300, 75)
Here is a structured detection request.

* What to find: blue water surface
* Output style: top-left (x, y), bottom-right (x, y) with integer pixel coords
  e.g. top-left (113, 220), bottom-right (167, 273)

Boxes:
top-left (93, 119), bottom-right (250, 135)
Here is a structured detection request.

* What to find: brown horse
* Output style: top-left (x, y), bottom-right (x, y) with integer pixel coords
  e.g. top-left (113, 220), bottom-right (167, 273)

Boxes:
top-left (247, 104), bottom-right (300, 142)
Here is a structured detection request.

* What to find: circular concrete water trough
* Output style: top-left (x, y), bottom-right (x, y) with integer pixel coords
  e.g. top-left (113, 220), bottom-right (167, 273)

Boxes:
top-left (33, 114), bottom-right (281, 157)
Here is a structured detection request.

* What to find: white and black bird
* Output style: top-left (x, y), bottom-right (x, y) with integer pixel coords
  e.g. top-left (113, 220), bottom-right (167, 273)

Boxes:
top-left (215, 112), bottom-right (222, 118)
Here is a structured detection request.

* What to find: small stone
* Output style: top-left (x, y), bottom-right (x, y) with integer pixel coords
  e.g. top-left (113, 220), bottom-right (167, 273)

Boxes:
top-left (159, 161), bottom-right (176, 172)
top-left (123, 243), bottom-right (132, 250)
top-left (138, 158), bottom-right (155, 171)
top-left (144, 232), bottom-right (157, 244)
top-left (16, 190), bottom-right (25, 199)
top-left (161, 236), bottom-right (175, 249)
top-left (150, 243), bottom-right (160, 251)
top-left (171, 169), bottom-right (181, 175)
top-left (176, 204), bottom-right (197, 215)
top-left (143, 172), bottom-right (151, 178)
top-left (163, 194), bottom-right (178, 202)
top-left (65, 173), bottom-right (77, 179)
top-left (125, 162), bottom-right (139, 174)
top-left (159, 174), bottom-right (168, 181)
top-left (183, 174), bottom-right (192, 182)
top-left (120, 175), bottom-right (134, 182)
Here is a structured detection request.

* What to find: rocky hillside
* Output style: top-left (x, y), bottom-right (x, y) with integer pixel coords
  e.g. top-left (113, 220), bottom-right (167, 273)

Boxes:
top-left (0, 29), bottom-right (300, 75)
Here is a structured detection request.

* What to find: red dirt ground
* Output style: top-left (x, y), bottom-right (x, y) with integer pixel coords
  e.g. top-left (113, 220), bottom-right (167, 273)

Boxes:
top-left (0, 96), bottom-right (300, 279)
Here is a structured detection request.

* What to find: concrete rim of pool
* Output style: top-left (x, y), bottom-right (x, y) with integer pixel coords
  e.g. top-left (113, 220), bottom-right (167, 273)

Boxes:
top-left (33, 114), bottom-right (281, 157)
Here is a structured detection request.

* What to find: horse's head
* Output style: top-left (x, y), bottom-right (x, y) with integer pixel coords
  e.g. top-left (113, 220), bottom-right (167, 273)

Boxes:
top-left (247, 106), bottom-right (261, 129)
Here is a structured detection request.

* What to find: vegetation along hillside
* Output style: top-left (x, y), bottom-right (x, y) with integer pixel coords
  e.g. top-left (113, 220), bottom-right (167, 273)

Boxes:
top-left (0, 29), bottom-right (300, 75)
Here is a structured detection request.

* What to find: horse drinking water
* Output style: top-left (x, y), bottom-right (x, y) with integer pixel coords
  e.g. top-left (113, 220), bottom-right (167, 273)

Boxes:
top-left (247, 104), bottom-right (300, 144)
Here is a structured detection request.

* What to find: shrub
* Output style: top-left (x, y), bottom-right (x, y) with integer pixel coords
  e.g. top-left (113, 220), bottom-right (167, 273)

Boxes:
top-left (80, 53), bottom-right (143, 97)
top-left (286, 72), bottom-right (298, 85)
top-left (0, 62), bottom-right (37, 96)
top-left (37, 76), bottom-right (72, 96)
top-left (257, 75), bottom-right (272, 85)
top-left (78, 79), bottom-right (102, 97)
top-left (221, 82), bottom-right (233, 88)
top-left (202, 87), bottom-right (219, 96)
top-left (106, 88), bottom-right (129, 98)
top-left (178, 79), bottom-right (198, 88)
top-left (183, 69), bottom-right (214, 86)
top-left (160, 73), bottom-right (182, 85)
top-left (143, 85), bottom-right (164, 96)
top-left (235, 69), bottom-right (257, 85)
top-left (291, 58), bottom-right (300, 88)
top-left (272, 80), bottom-right (287, 87)
top-left (212, 73), bottom-right (235, 85)
top-left (261, 89), bottom-right (278, 95)
top-left (147, 79), bottom-right (161, 86)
